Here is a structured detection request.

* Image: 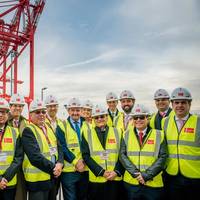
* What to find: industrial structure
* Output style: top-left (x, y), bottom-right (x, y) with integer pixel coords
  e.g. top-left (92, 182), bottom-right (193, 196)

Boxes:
top-left (0, 0), bottom-right (46, 105)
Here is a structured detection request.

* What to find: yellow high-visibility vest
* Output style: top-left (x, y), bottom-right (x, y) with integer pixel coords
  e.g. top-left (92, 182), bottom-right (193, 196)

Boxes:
top-left (23, 124), bottom-right (58, 182)
top-left (0, 126), bottom-right (19, 187)
top-left (59, 120), bottom-right (88, 172)
top-left (163, 115), bottom-right (200, 178)
top-left (107, 111), bottom-right (122, 127)
top-left (113, 112), bottom-right (132, 132)
top-left (83, 127), bottom-right (122, 183)
top-left (123, 128), bottom-right (164, 188)
top-left (150, 110), bottom-right (174, 129)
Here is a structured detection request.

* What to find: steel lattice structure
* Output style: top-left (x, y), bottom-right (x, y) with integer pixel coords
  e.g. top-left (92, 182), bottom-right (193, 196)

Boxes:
top-left (0, 0), bottom-right (46, 104)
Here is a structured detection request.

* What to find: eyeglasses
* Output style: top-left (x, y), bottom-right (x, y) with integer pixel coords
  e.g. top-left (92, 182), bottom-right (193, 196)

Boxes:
top-left (35, 110), bottom-right (46, 115)
top-left (133, 116), bottom-right (146, 120)
top-left (94, 115), bottom-right (106, 120)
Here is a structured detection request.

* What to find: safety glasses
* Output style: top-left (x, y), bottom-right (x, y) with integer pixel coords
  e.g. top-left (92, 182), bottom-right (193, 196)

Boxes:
top-left (94, 115), bottom-right (106, 120)
top-left (35, 110), bottom-right (46, 115)
top-left (133, 116), bottom-right (146, 120)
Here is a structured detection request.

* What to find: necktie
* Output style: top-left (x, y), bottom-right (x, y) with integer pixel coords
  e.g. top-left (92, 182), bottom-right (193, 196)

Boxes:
top-left (139, 131), bottom-right (143, 146)
top-left (13, 119), bottom-right (19, 128)
top-left (178, 119), bottom-right (185, 132)
top-left (124, 115), bottom-right (130, 129)
top-left (74, 122), bottom-right (81, 142)
top-left (112, 112), bottom-right (115, 118)
top-left (160, 112), bottom-right (165, 118)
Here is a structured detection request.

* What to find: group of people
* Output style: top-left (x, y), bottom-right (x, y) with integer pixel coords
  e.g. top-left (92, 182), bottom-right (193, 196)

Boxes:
top-left (0, 87), bottom-right (199, 200)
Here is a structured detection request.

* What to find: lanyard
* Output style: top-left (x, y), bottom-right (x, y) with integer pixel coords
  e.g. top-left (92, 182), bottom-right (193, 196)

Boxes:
top-left (40, 126), bottom-right (52, 147)
top-left (0, 129), bottom-right (5, 150)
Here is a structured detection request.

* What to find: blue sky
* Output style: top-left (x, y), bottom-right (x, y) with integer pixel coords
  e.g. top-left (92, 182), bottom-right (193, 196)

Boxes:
top-left (17, 0), bottom-right (200, 117)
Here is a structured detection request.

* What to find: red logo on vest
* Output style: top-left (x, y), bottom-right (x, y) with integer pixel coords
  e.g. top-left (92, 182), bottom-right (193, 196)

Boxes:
top-left (184, 128), bottom-right (194, 133)
top-left (4, 138), bottom-right (13, 143)
top-left (147, 139), bottom-right (154, 144)
top-left (108, 139), bottom-right (116, 143)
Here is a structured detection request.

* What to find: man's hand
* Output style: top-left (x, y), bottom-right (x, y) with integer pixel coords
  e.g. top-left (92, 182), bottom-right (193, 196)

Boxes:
top-left (0, 178), bottom-right (8, 190)
top-left (75, 159), bottom-right (85, 172)
top-left (106, 171), bottom-right (117, 181)
top-left (134, 172), bottom-right (145, 185)
top-left (103, 170), bottom-right (110, 179)
top-left (53, 163), bottom-right (63, 178)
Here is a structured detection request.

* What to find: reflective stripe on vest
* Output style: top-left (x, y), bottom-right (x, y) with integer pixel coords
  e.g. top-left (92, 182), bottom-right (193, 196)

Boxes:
top-left (23, 124), bottom-right (58, 182)
top-left (61, 120), bottom-right (84, 172)
top-left (164, 115), bottom-right (200, 178)
top-left (123, 128), bottom-right (164, 187)
top-left (85, 127), bottom-right (121, 183)
top-left (0, 126), bottom-right (18, 186)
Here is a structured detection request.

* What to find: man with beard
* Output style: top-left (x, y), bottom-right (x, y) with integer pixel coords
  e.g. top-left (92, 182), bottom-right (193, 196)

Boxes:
top-left (113, 90), bottom-right (135, 132)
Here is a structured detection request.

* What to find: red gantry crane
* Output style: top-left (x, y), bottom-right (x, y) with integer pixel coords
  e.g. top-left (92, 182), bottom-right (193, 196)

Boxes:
top-left (0, 0), bottom-right (46, 105)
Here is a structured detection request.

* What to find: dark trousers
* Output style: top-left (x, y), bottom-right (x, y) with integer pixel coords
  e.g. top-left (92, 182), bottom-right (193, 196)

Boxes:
top-left (124, 182), bottom-right (164, 200)
top-left (164, 173), bottom-right (200, 200)
top-left (49, 177), bottom-right (61, 200)
top-left (29, 190), bottom-right (50, 200)
top-left (15, 168), bottom-right (27, 200)
top-left (61, 171), bottom-right (88, 200)
top-left (88, 181), bottom-right (123, 200)
top-left (0, 188), bottom-right (16, 200)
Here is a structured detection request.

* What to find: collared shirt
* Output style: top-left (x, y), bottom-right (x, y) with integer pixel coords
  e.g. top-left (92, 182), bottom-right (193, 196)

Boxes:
top-left (175, 114), bottom-right (189, 131)
top-left (136, 127), bottom-right (148, 138)
top-left (70, 118), bottom-right (81, 130)
top-left (159, 108), bottom-right (170, 117)
top-left (47, 115), bottom-right (57, 131)
top-left (124, 113), bottom-right (131, 129)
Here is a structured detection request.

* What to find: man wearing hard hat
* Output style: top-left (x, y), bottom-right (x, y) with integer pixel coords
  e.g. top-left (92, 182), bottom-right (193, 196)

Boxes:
top-left (81, 99), bottom-right (93, 125)
top-left (44, 95), bottom-right (64, 199)
top-left (150, 89), bottom-right (173, 130)
top-left (21, 99), bottom-right (63, 200)
top-left (162, 87), bottom-right (200, 200)
top-left (106, 92), bottom-right (122, 127)
top-left (81, 104), bottom-right (124, 200)
top-left (0, 98), bottom-right (23, 200)
top-left (8, 93), bottom-right (28, 200)
top-left (114, 90), bottom-right (135, 132)
top-left (45, 95), bottom-right (63, 131)
top-left (120, 104), bottom-right (167, 200)
top-left (56, 97), bottom-right (88, 200)
top-left (8, 93), bottom-right (28, 135)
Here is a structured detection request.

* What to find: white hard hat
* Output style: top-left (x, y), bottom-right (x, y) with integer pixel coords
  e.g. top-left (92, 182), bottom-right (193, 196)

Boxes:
top-left (0, 98), bottom-right (10, 110)
top-left (154, 89), bottom-right (170, 100)
top-left (82, 99), bottom-right (93, 109)
top-left (45, 95), bottom-right (58, 106)
top-left (9, 93), bottom-right (25, 105)
top-left (92, 104), bottom-right (108, 117)
top-left (29, 99), bottom-right (46, 113)
top-left (66, 97), bottom-right (82, 109)
top-left (106, 92), bottom-right (118, 102)
top-left (171, 87), bottom-right (192, 101)
top-left (131, 104), bottom-right (149, 116)
top-left (119, 90), bottom-right (135, 100)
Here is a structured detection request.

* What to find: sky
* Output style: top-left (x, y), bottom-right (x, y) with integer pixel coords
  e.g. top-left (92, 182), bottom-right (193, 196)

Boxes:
top-left (14, 0), bottom-right (200, 118)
